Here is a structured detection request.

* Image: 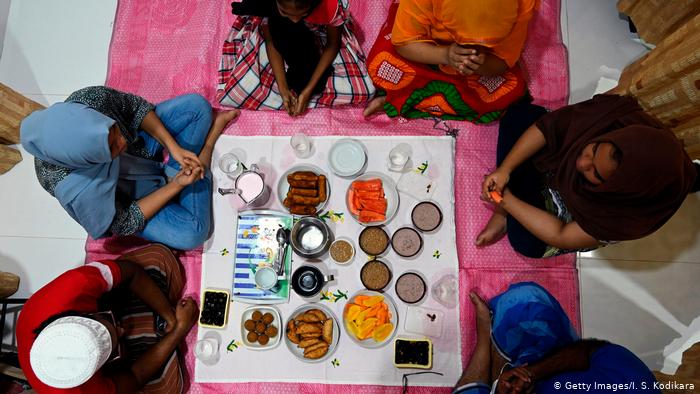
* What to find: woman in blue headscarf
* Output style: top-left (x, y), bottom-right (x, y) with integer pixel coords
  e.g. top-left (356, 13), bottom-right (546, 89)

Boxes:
top-left (452, 282), bottom-right (660, 394)
top-left (20, 86), bottom-right (239, 250)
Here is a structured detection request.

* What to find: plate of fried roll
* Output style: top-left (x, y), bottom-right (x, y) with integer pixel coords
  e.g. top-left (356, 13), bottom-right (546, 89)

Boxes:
top-left (278, 165), bottom-right (331, 216)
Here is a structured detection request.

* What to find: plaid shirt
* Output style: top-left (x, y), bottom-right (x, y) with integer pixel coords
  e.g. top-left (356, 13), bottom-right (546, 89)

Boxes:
top-left (217, 0), bottom-right (375, 110)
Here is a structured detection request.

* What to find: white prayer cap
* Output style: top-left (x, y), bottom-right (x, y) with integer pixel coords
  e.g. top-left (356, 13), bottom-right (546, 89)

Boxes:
top-left (30, 315), bottom-right (113, 388)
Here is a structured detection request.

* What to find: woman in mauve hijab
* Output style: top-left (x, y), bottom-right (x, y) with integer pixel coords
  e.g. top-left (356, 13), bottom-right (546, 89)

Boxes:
top-left (476, 94), bottom-right (700, 258)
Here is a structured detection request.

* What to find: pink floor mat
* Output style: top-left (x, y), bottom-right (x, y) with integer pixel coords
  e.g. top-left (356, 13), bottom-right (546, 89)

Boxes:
top-left (88, 0), bottom-right (577, 392)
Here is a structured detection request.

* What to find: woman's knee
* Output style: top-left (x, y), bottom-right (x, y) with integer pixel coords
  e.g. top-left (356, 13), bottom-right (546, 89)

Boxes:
top-left (170, 219), bottom-right (210, 250)
top-left (507, 221), bottom-right (547, 258)
top-left (179, 94), bottom-right (213, 123)
top-left (500, 100), bottom-right (547, 133)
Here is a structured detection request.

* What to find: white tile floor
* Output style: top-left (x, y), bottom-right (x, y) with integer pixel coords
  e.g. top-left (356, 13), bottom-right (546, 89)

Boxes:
top-left (1, 0), bottom-right (698, 375)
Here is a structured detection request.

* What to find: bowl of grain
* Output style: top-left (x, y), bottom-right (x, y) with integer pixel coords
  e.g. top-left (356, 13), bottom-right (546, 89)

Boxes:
top-left (329, 237), bottom-right (355, 265)
top-left (360, 259), bottom-right (392, 291)
top-left (358, 226), bottom-right (390, 256)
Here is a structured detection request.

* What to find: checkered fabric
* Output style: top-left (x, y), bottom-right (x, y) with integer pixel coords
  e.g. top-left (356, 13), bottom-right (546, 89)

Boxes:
top-left (217, 2), bottom-right (375, 110)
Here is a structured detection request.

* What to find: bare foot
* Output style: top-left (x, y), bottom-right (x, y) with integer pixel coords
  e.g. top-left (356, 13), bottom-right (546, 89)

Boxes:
top-left (212, 109), bottom-right (240, 136)
top-left (363, 96), bottom-right (386, 118)
top-left (475, 211), bottom-right (507, 246)
top-left (199, 110), bottom-right (240, 169)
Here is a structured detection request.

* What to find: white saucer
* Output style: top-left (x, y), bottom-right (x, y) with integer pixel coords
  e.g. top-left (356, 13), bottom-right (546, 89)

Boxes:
top-left (328, 139), bottom-right (367, 178)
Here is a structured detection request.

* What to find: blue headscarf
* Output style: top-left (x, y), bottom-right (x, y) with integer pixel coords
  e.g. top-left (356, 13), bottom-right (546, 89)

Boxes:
top-left (489, 282), bottom-right (579, 366)
top-left (21, 102), bottom-right (121, 238)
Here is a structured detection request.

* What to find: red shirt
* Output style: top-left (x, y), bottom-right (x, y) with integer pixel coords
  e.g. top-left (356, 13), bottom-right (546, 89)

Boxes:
top-left (17, 261), bottom-right (123, 394)
top-left (304, 0), bottom-right (340, 25)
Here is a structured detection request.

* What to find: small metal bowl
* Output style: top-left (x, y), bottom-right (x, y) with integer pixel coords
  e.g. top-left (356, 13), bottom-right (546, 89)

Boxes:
top-left (290, 216), bottom-right (334, 259)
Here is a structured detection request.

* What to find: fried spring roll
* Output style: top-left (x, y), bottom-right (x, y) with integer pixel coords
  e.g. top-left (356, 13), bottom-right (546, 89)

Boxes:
top-left (289, 187), bottom-right (317, 197)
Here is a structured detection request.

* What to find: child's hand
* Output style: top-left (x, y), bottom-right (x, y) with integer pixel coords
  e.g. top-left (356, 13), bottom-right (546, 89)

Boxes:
top-left (173, 166), bottom-right (203, 187)
top-left (292, 89), bottom-right (312, 117)
top-left (459, 52), bottom-right (486, 75)
top-left (446, 43), bottom-right (476, 74)
top-left (280, 89), bottom-right (298, 116)
top-left (170, 145), bottom-right (203, 176)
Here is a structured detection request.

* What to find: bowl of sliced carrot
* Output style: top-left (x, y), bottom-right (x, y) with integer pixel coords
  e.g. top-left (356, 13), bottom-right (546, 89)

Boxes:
top-left (346, 172), bottom-right (399, 226)
top-left (343, 291), bottom-right (398, 348)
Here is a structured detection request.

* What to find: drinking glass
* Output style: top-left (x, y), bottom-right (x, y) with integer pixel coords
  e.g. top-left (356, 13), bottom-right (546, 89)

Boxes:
top-left (290, 132), bottom-right (312, 158)
top-left (194, 337), bottom-right (220, 364)
top-left (387, 143), bottom-right (413, 172)
top-left (218, 152), bottom-right (242, 178)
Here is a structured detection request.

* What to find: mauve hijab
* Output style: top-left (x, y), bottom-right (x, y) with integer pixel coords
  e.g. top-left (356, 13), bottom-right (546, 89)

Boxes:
top-left (534, 94), bottom-right (696, 241)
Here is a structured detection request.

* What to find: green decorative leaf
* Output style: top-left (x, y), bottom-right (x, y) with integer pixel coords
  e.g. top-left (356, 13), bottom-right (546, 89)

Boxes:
top-left (416, 161), bottom-right (429, 174)
top-left (476, 110), bottom-right (502, 124)
top-left (333, 290), bottom-right (348, 302)
top-left (384, 102), bottom-right (399, 117)
top-left (331, 358), bottom-right (341, 367)
top-left (433, 250), bottom-right (441, 259)
top-left (400, 81), bottom-right (477, 121)
top-left (220, 248), bottom-right (229, 256)
top-left (227, 339), bottom-right (241, 352)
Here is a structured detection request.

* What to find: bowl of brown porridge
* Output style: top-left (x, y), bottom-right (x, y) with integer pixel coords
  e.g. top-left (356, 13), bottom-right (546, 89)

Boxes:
top-left (360, 259), bottom-right (392, 291)
top-left (358, 226), bottom-right (390, 256)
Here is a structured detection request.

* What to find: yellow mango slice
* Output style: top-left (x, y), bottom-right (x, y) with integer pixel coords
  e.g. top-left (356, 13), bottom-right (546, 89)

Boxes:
top-left (353, 309), bottom-right (369, 326)
top-left (356, 318), bottom-right (377, 340)
top-left (346, 304), bottom-right (363, 321)
top-left (362, 295), bottom-right (385, 307)
top-left (362, 318), bottom-right (378, 328)
top-left (345, 317), bottom-right (360, 338)
top-left (372, 323), bottom-right (394, 342)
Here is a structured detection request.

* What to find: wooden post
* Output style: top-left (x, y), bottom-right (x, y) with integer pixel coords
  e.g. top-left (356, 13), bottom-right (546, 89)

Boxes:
top-left (0, 145), bottom-right (22, 175)
top-left (0, 83), bottom-right (45, 145)
top-left (0, 272), bottom-right (19, 299)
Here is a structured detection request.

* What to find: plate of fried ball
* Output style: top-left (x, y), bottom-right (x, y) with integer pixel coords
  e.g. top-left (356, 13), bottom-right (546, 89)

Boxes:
top-left (241, 306), bottom-right (281, 350)
top-left (284, 303), bottom-right (340, 363)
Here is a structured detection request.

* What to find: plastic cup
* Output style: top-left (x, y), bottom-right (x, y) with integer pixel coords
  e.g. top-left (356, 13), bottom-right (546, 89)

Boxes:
top-left (431, 274), bottom-right (457, 309)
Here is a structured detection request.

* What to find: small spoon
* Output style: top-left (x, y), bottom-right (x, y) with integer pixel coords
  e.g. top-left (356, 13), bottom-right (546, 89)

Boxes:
top-left (274, 228), bottom-right (289, 276)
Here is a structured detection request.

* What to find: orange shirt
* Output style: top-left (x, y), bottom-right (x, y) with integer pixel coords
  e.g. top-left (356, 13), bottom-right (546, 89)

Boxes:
top-left (391, 0), bottom-right (538, 67)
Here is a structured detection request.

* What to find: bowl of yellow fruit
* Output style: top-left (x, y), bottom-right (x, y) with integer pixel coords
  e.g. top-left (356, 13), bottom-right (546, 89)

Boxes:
top-left (342, 290), bottom-right (398, 348)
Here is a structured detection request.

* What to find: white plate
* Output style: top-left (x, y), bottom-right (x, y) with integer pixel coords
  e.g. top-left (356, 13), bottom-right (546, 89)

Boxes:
top-left (342, 290), bottom-right (399, 349)
top-left (328, 139), bottom-right (367, 178)
top-left (404, 306), bottom-right (444, 338)
top-left (346, 172), bottom-right (400, 226)
top-left (277, 165), bottom-right (331, 215)
top-left (284, 304), bottom-right (340, 363)
top-left (240, 306), bottom-right (282, 350)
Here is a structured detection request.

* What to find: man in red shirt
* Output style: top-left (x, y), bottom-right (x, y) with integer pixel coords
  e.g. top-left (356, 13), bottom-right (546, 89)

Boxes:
top-left (17, 244), bottom-right (198, 393)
